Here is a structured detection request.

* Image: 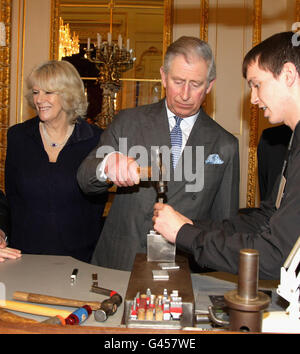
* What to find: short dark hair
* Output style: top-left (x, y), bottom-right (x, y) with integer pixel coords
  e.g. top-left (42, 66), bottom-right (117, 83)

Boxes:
top-left (242, 31), bottom-right (300, 79)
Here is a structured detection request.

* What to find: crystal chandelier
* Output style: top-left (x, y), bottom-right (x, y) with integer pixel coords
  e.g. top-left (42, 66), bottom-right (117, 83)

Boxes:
top-left (59, 17), bottom-right (80, 60)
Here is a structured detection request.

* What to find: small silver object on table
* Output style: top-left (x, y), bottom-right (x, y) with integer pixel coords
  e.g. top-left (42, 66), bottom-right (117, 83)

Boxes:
top-left (147, 230), bottom-right (176, 263)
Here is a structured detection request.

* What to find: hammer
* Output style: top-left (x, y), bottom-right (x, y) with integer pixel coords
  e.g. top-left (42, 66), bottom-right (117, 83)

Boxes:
top-left (0, 305), bottom-right (87, 326)
top-left (156, 152), bottom-right (167, 203)
top-left (0, 308), bottom-right (38, 324)
top-left (13, 291), bottom-right (102, 310)
top-left (106, 166), bottom-right (152, 184)
top-left (0, 307), bottom-right (65, 326)
top-left (90, 285), bottom-right (123, 322)
top-left (0, 299), bottom-right (72, 318)
top-left (13, 289), bottom-right (122, 323)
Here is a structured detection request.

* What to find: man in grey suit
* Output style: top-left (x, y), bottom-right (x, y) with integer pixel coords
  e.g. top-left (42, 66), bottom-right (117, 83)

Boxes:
top-left (77, 36), bottom-right (240, 271)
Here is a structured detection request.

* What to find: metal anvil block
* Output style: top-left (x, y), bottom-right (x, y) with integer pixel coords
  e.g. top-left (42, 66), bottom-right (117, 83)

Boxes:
top-left (147, 230), bottom-right (176, 262)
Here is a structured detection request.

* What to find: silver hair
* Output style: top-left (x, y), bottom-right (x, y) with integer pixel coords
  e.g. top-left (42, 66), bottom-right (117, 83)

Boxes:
top-left (162, 36), bottom-right (216, 84)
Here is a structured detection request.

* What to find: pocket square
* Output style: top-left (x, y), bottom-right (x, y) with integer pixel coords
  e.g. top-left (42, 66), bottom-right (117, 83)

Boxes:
top-left (205, 154), bottom-right (224, 165)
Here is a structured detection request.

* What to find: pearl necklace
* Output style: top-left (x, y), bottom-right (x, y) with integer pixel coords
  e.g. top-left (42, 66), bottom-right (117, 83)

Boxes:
top-left (40, 122), bottom-right (74, 148)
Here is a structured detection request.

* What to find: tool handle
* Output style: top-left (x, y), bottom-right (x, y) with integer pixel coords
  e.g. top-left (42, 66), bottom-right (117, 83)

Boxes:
top-left (13, 291), bottom-right (101, 310)
top-left (41, 315), bottom-right (65, 325)
top-left (1, 300), bottom-right (71, 318)
top-left (106, 166), bottom-right (152, 184)
top-left (0, 308), bottom-right (38, 324)
top-left (138, 166), bottom-right (152, 179)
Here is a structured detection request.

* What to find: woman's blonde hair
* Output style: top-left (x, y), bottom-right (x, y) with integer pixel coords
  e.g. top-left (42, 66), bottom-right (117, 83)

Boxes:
top-left (26, 60), bottom-right (88, 123)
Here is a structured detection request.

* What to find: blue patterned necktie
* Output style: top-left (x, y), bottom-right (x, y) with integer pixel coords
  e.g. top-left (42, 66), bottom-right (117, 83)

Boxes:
top-left (170, 116), bottom-right (183, 168)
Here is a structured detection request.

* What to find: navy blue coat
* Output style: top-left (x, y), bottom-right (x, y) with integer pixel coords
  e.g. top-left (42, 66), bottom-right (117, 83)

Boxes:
top-left (5, 116), bottom-right (107, 262)
top-left (0, 190), bottom-right (10, 237)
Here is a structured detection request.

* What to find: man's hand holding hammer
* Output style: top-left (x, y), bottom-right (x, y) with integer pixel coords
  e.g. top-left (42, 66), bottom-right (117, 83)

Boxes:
top-left (105, 152), bottom-right (140, 187)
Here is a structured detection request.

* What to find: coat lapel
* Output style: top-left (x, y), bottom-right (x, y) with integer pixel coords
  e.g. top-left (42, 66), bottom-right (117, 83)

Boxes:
top-left (138, 100), bottom-right (172, 178)
top-left (142, 100), bottom-right (170, 147)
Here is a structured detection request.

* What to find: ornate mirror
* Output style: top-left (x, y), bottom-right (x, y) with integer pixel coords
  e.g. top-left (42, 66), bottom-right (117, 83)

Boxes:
top-left (50, 0), bottom-right (173, 128)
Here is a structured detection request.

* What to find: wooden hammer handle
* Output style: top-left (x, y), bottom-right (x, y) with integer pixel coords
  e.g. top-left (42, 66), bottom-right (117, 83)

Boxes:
top-left (0, 300), bottom-right (71, 318)
top-left (13, 291), bottom-right (101, 310)
top-left (138, 166), bottom-right (152, 179)
top-left (0, 308), bottom-right (38, 324)
top-left (106, 166), bottom-right (152, 184)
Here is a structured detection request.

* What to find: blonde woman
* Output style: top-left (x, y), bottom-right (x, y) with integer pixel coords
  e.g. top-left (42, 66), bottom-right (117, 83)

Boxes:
top-left (5, 60), bottom-right (107, 262)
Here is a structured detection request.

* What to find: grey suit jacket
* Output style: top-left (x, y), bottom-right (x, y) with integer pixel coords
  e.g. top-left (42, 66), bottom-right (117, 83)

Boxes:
top-left (77, 99), bottom-right (240, 270)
